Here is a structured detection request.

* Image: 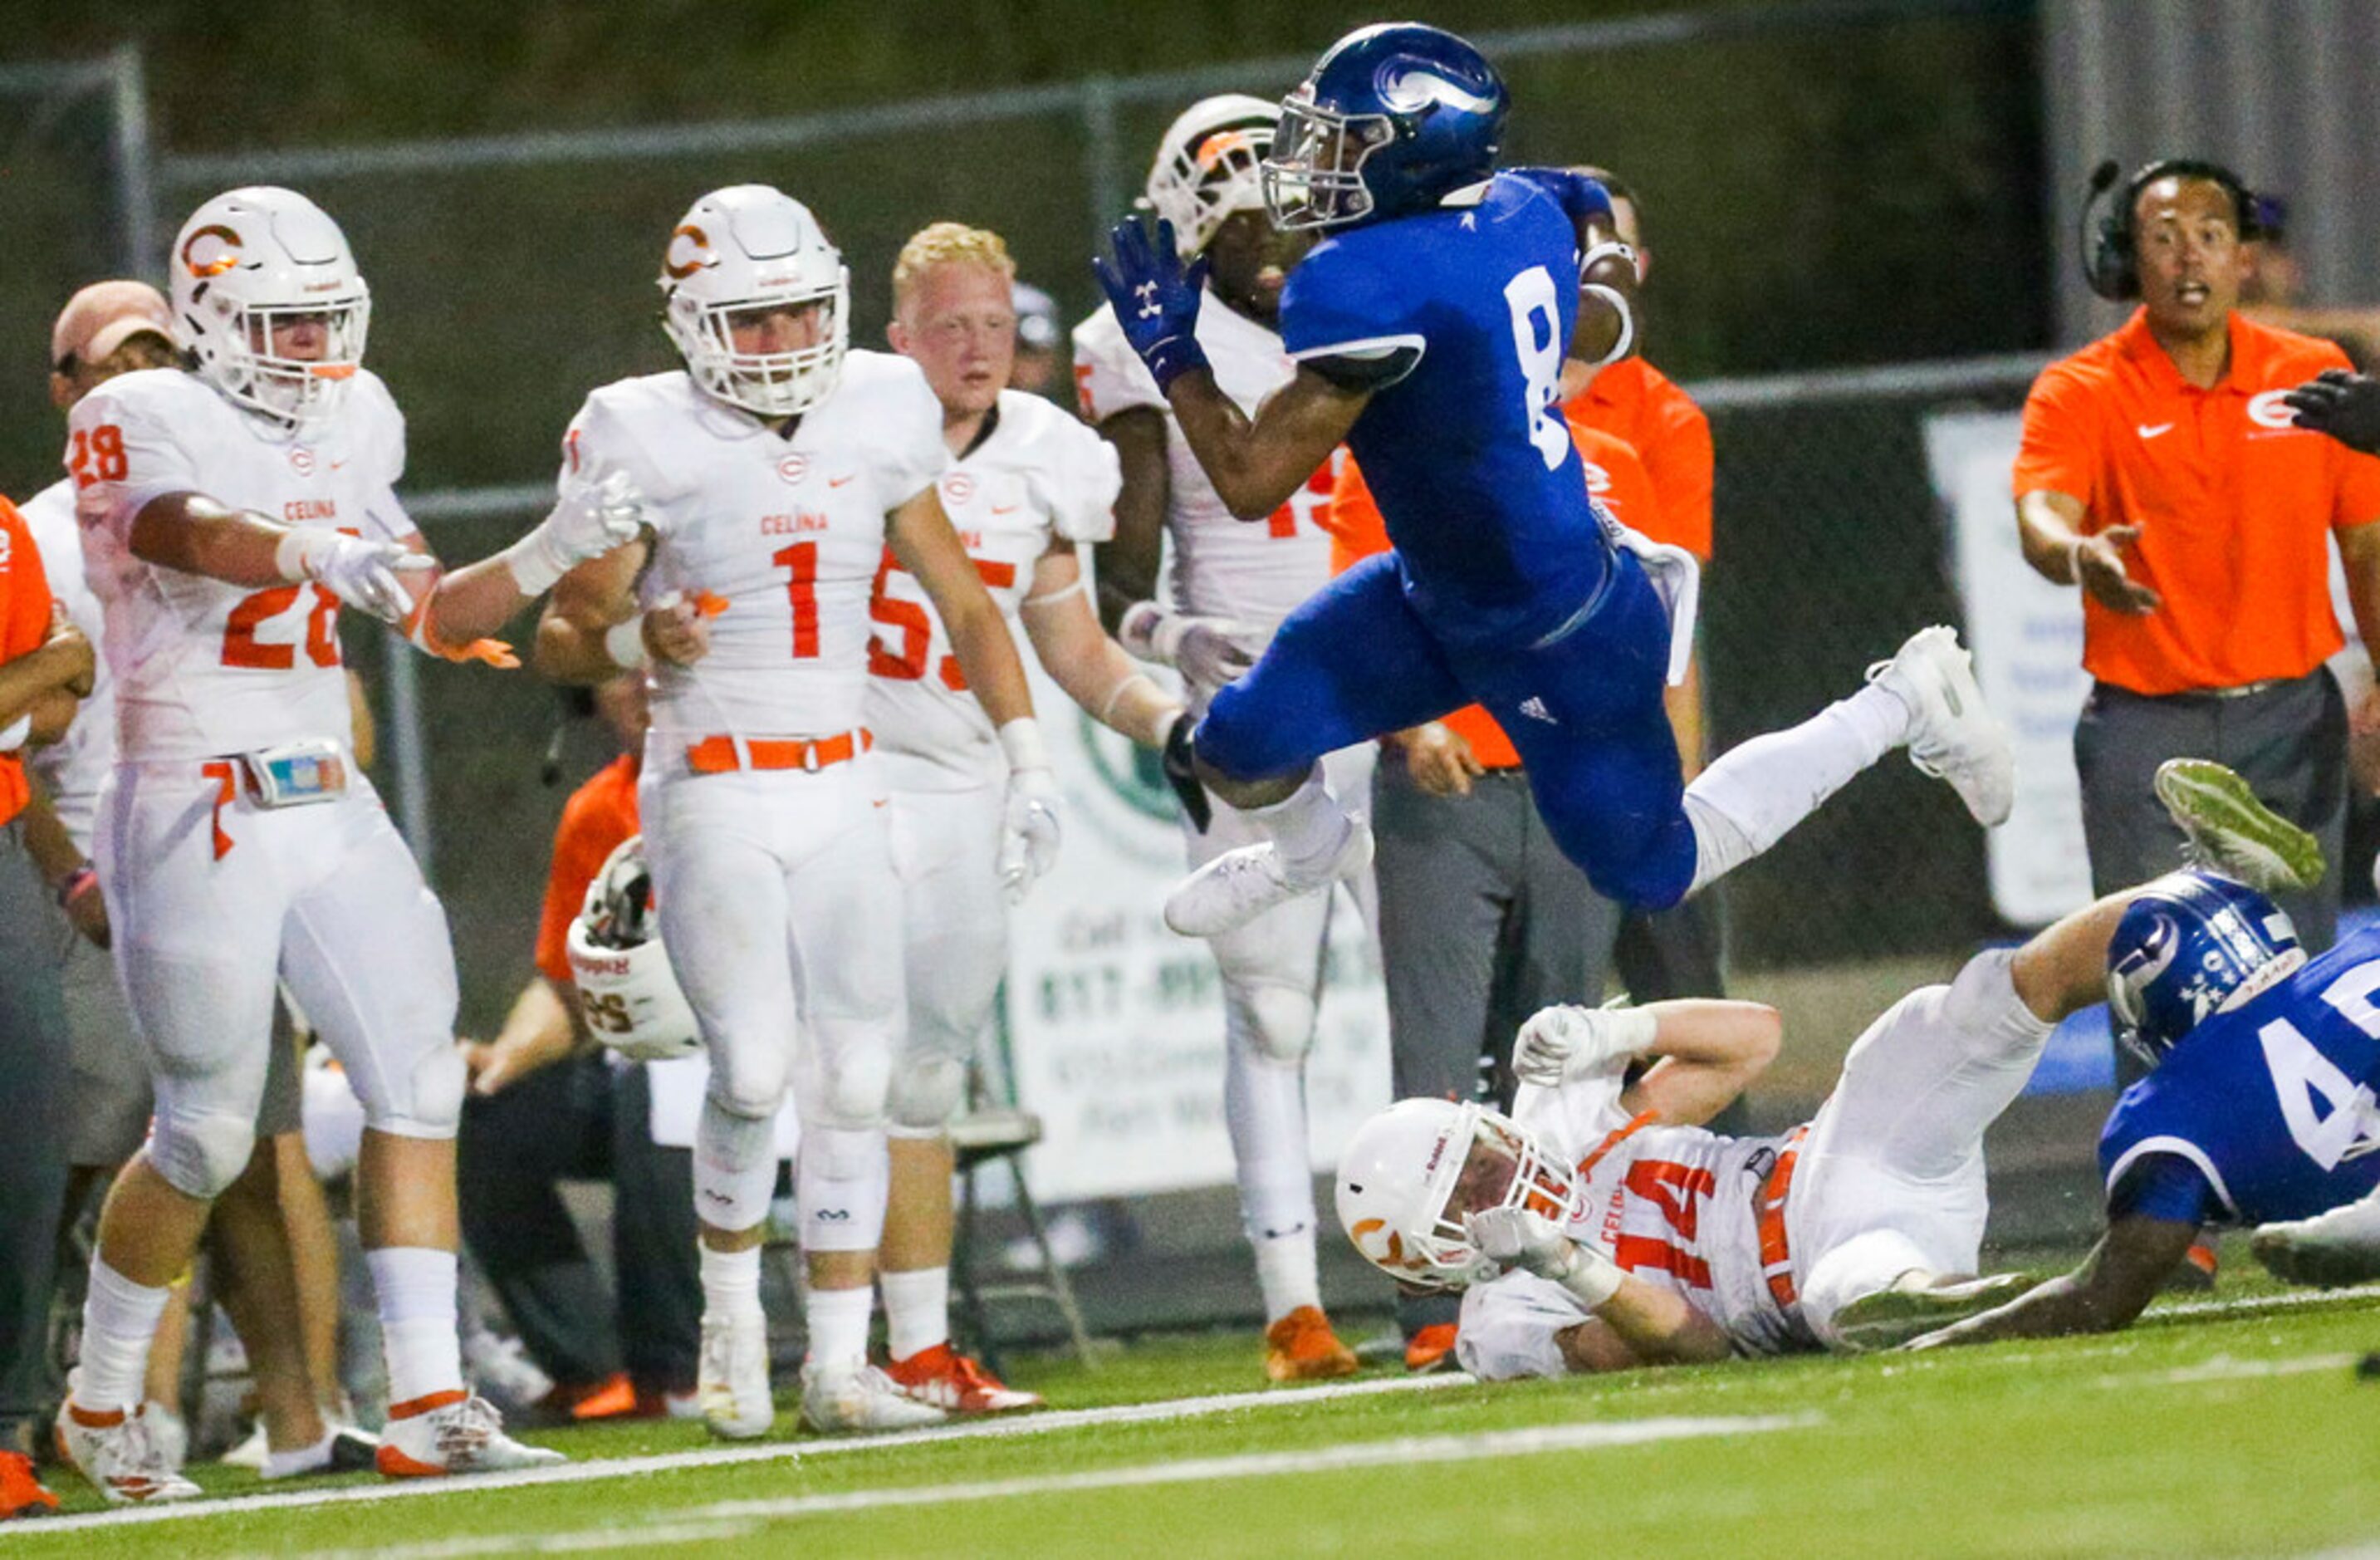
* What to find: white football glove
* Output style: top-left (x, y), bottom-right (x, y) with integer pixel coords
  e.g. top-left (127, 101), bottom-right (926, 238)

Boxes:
top-left (997, 719), bottom-right (1062, 904)
top-left (1118, 601), bottom-right (1262, 690)
top-left (504, 468), bottom-right (646, 596)
top-left (1463, 1206), bottom-right (1624, 1307)
top-left (1511, 1003), bottom-right (1657, 1088)
top-left (276, 529), bottom-right (433, 626)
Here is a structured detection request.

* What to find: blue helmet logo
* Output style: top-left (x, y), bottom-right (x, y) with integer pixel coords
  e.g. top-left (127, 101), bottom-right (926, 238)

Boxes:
top-left (1262, 23), bottom-right (1508, 233)
top-left (2106, 871), bottom-right (2304, 1065)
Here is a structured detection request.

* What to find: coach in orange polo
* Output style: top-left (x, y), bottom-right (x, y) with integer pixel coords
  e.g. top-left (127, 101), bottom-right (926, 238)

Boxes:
top-left (2015, 158), bottom-right (2380, 1072)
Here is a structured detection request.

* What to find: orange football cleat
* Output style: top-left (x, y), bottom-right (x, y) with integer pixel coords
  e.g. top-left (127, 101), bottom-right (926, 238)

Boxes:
top-left (884, 1343), bottom-right (1043, 1414)
top-left (563, 1373), bottom-right (640, 1422)
top-left (1403, 1322), bottom-right (1460, 1373)
top-left (0, 1452), bottom-right (58, 1520)
top-left (1263, 1306), bottom-right (1360, 1382)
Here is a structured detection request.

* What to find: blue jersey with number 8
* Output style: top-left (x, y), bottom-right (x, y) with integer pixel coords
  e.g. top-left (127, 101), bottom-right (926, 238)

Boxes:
top-left (2100, 925), bottom-right (2380, 1226)
top-left (1279, 170), bottom-right (1610, 650)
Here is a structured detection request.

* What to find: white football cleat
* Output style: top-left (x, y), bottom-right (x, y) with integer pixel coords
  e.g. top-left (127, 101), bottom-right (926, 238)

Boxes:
top-left (798, 1361), bottom-right (949, 1434)
top-left (2251, 1190), bottom-right (2380, 1289)
top-left (697, 1310), bottom-right (775, 1440)
top-left (52, 1379), bottom-right (202, 1506)
top-left (1868, 625), bottom-right (2014, 827)
top-left (1163, 819), bottom-right (1373, 939)
top-left (375, 1392), bottom-right (563, 1478)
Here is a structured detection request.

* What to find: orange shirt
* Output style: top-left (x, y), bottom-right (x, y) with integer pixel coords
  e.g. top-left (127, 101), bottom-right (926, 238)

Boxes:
top-left (1564, 356), bottom-right (1714, 561)
top-left (534, 753), bottom-right (642, 985)
top-left (0, 498), bottom-right (56, 827)
top-left (2015, 309), bottom-right (2380, 695)
top-left (1325, 426), bottom-right (1664, 770)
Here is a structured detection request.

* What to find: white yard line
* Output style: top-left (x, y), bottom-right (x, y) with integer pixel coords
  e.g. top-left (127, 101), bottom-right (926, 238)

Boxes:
top-left (2094, 1352), bottom-right (2360, 1389)
top-left (11, 1371), bottom-right (1474, 1537)
top-left (282, 1414), bottom-right (1822, 1559)
top-left (2151, 1282), bottom-right (2380, 1322)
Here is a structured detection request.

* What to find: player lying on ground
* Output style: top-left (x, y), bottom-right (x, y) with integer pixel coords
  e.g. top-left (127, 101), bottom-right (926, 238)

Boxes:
top-left (1910, 765), bottom-right (2380, 1344)
top-left (1337, 760), bottom-right (2322, 1372)
top-left (1092, 22), bottom-right (2014, 947)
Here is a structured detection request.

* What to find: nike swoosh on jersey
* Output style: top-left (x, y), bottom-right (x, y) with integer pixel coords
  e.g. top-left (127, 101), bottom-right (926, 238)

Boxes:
top-left (2138, 423), bottom-right (2176, 439)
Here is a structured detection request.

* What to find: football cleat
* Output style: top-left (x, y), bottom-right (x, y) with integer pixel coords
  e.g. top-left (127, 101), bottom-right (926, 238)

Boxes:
top-left (2252, 1192), bottom-right (2380, 1288)
top-left (1263, 1306), bottom-right (1362, 1382)
top-left (0, 1451), bottom-right (59, 1520)
top-left (1867, 625), bottom-right (2014, 828)
top-left (798, 1361), bottom-right (949, 1434)
top-left (1403, 1322), bottom-right (1461, 1374)
top-left (2164, 1241), bottom-right (2219, 1293)
top-left (258, 1425), bottom-right (381, 1482)
top-left (1164, 821), bottom-right (1373, 939)
top-left (884, 1343), bottom-right (1044, 1414)
top-left (2155, 759), bottom-right (2325, 893)
top-left (52, 1381), bottom-right (202, 1506)
top-left (697, 1312), bottom-right (776, 1440)
top-left (1829, 1269), bottom-right (2044, 1352)
top-left (375, 1391), bottom-right (564, 1478)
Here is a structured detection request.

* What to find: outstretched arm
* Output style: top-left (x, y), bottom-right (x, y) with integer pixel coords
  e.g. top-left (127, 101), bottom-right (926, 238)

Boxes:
top-left (1907, 1214), bottom-right (2197, 1347)
top-left (1164, 367), bottom-right (1369, 522)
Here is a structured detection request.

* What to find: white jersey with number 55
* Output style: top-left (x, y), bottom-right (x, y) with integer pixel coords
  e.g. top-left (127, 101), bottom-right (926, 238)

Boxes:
top-left (560, 351), bottom-right (947, 741)
top-left (66, 366), bottom-right (411, 763)
top-left (1073, 294), bottom-right (1334, 650)
top-left (867, 390), bottom-right (1119, 792)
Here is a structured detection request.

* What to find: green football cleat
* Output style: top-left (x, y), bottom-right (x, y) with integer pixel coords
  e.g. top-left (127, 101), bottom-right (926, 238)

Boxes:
top-left (2154, 759), bottom-right (2325, 893)
top-left (1826, 1269), bottom-right (2045, 1353)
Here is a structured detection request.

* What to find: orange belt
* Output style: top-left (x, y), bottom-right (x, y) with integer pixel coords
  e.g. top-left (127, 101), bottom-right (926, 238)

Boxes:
top-left (684, 729), bottom-right (873, 775)
top-left (1756, 1125), bottom-right (1809, 1309)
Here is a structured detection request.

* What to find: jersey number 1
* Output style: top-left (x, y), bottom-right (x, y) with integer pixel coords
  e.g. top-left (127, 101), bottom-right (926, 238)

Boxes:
top-left (1504, 267), bottom-right (1573, 473)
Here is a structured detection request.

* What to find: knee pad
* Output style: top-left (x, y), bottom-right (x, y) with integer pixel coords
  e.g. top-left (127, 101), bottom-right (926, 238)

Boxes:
top-left (348, 1032), bottom-right (468, 1141)
top-left (148, 1103), bottom-right (258, 1201)
top-left (801, 1024), bottom-right (891, 1131)
top-left (1231, 980), bottom-right (1317, 1065)
top-left (886, 1055), bottom-right (966, 1138)
top-left (797, 1125), bottom-right (889, 1253)
top-left (708, 1038), bottom-right (792, 1123)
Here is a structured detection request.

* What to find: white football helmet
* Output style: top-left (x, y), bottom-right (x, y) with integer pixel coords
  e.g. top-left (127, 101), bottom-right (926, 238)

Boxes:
top-left (1335, 1098), bottom-right (1582, 1291)
top-left (1142, 94), bottom-right (1280, 258)
top-left (565, 836), bottom-right (702, 1063)
top-left (171, 186), bottom-right (370, 425)
top-left (659, 184), bottom-right (848, 418)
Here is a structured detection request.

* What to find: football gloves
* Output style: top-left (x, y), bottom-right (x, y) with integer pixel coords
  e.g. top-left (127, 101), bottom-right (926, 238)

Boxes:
top-left (1511, 1002), bottom-right (1657, 1087)
top-left (1093, 213), bottom-right (1211, 392)
top-left (2284, 368), bottom-right (2380, 456)
top-left (277, 528), bottom-right (433, 626)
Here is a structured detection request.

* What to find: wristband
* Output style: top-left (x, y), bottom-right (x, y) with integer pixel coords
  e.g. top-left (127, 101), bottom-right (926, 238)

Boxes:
top-left (1146, 336), bottom-right (1211, 395)
top-left (272, 527), bottom-right (322, 584)
top-left (1118, 601), bottom-right (1173, 666)
top-left (1547, 1239), bottom-right (1626, 1310)
top-left (57, 865), bottom-right (98, 910)
top-left (1579, 240), bottom-right (1639, 280)
top-left (997, 717), bottom-right (1050, 775)
top-left (1603, 1004), bottom-right (1660, 1061)
top-left (498, 524), bottom-right (571, 599)
top-left (602, 618), bottom-right (649, 670)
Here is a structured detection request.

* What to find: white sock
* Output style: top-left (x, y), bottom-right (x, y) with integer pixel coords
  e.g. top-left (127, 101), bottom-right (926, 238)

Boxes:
top-left (365, 1247), bottom-right (463, 1409)
top-left (1251, 1229), bottom-right (1322, 1325)
top-left (261, 1429), bottom-right (337, 1481)
top-left (879, 1267), bottom-right (950, 1362)
top-left (806, 1284), bottom-right (874, 1373)
top-left (1250, 768), bottom-right (1351, 876)
top-left (1682, 684), bottom-right (1908, 895)
top-left (76, 1258), bottom-right (171, 1412)
top-left (699, 1244), bottom-right (764, 1322)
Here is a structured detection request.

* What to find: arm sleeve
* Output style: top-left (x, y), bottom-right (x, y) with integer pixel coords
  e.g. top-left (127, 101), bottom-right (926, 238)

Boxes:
top-left (2105, 1150), bottom-right (2221, 1227)
top-left (67, 384), bottom-right (199, 542)
top-left (2012, 365), bottom-right (2101, 509)
top-left (1281, 246), bottom-right (1425, 390)
top-left (1033, 417), bottom-right (1124, 545)
top-left (1070, 310), bottom-right (1164, 426)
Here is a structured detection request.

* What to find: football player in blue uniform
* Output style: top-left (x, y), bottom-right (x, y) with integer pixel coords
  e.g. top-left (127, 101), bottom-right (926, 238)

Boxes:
top-left (1912, 774), bottom-right (2378, 1344)
top-left (1095, 22), bottom-right (2015, 940)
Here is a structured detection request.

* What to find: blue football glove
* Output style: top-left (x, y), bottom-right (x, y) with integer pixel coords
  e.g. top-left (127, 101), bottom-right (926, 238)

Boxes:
top-left (1093, 213), bottom-right (1211, 393)
top-left (1506, 166), bottom-right (1614, 229)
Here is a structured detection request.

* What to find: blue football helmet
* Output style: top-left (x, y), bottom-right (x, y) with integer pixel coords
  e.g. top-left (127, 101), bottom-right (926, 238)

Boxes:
top-left (2105, 871), bottom-right (2306, 1065)
top-left (1261, 22), bottom-right (1508, 232)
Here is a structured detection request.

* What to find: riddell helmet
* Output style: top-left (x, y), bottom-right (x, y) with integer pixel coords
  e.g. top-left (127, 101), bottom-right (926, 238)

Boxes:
top-left (1262, 22), bottom-right (1508, 233)
top-left (659, 184), bottom-right (849, 418)
top-left (2106, 871), bottom-right (2306, 1066)
top-left (170, 187), bottom-right (370, 424)
top-left (565, 836), bottom-right (702, 1063)
top-left (1142, 93), bottom-right (1280, 258)
top-left (1335, 1097), bottom-right (1580, 1291)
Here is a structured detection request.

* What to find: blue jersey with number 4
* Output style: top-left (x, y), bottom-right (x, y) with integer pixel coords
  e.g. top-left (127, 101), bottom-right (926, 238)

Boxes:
top-left (2100, 925), bottom-right (2380, 1227)
top-left (1279, 171), bottom-right (1609, 649)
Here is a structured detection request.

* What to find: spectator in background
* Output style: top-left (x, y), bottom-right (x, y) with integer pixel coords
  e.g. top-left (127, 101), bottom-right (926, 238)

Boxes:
top-left (2240, 193), bottom-right (2380, 370)
top-left (457, 671), bottom-right (700, 1423)
top-left (1556, 169), bottom-right (1731, 1077)
top-left (0, 493), bottom-right (91, 1520)
top-left (1010, 283), bottom-right (1061, 398)
top-left (2013, 159), bottom-right (2380, 1242)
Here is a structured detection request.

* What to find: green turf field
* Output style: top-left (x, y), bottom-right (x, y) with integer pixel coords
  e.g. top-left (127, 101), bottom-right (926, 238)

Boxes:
top-left (12, 1259), bottom-right (2380, 1558)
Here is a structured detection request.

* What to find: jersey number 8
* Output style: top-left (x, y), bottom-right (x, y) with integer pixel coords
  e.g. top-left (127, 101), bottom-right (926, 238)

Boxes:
top-left (1505, 267), bottom-right (1573, 473)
